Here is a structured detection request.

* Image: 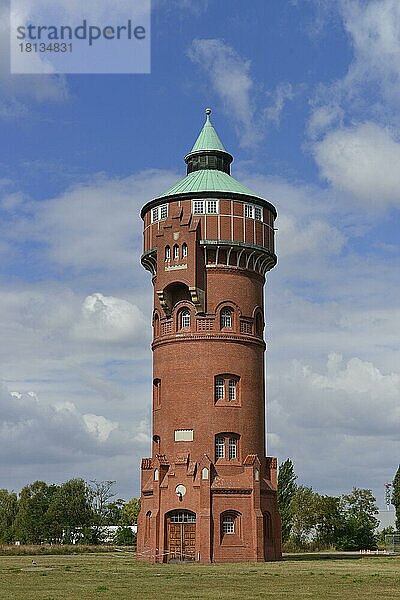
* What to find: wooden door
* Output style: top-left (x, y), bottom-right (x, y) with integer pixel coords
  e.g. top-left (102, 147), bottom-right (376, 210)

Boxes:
top-left (167, 522), bottom-right (196, 561)
top-left (182, 523), bottom-right (196, 561)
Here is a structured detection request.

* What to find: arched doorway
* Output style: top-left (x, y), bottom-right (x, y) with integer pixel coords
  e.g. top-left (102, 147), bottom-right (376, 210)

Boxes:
top-left (166, 510), bottom-right (196, 562)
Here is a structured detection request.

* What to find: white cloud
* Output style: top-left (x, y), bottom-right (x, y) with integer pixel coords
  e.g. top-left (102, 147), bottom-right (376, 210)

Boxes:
top-left (313, 122), bottom-right (400, 208)
top-left (73, 293), bottom-right (148, 343)
top-left (268, 354), bottom-right (400, 494)
top-left (0, 0), bottom-right (69, 119)
top-left (265, 82), bottom-right (295, 127)
top-left (188, 38), bottom-right (262, 148)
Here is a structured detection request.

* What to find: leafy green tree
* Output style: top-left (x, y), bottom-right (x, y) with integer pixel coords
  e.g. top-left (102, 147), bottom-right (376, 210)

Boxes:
top-left (314, 495), bottom-right (342, 549)
top-left (0, 489), bottom-right (18, 543)
top-left (277, 459), bottom-right (297, 543)
top-left (103, 499), bottom-right (125, 525)
top-left (336, 488), bottom-right (379, 550)
top-left (120, 498), bottom-right (141, 525)
top-left (113, 526), bottom-right (136, 546)
top-left (290, 486), bottom-right (321, 547)
top-left (392, 465), bottom-right (400, 530)
top-left (46, 479), bottom-right (94, 544)
top-left (13, 481), bottom-right (58, 544)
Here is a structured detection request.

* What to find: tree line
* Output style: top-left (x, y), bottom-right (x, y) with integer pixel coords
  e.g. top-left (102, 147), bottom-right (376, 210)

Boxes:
top-left (277, 460), bottom-right (400, 551)
top-left (0, 479), bottom-right (140, 545)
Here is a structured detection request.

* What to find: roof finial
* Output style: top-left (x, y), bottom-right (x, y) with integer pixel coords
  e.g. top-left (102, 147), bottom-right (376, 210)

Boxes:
top-left (205, 107), bottom-right (212, 122)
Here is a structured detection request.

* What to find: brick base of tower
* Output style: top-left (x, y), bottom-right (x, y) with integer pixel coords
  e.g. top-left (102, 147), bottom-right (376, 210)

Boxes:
top-left (137, 455), bottom-right (282, 563)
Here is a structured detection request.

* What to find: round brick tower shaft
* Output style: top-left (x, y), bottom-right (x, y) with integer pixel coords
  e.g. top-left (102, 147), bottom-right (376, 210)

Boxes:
top-left (137, 109), bottom-right (282, 563)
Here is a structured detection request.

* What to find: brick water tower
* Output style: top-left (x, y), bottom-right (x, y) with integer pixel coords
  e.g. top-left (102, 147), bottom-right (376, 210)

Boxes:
top-left (137, 109), bottom-right (282, 563)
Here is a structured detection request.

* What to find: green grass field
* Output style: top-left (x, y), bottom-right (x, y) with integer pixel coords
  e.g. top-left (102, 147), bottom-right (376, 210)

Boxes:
top-left (0, 552), bottom-right (399, 600)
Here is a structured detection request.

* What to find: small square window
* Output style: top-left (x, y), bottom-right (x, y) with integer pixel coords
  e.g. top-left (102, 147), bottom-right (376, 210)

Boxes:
top-left (193, 200), bottom-right (205, 214)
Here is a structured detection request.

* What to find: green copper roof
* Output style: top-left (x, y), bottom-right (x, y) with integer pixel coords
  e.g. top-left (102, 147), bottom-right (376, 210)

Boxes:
top-left (189, 108), bottom-right (227, 154)
top-left (158, 168), bottom-right (258, 198)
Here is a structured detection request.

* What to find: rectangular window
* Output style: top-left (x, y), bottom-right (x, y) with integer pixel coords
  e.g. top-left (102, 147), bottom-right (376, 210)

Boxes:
top-left (254, 206), bottom-right (263, 221)
top-left (174, 429), bottom-right (193, 442)
top-left (215, 436), bottom-right (225, 459)
top-left (244, 204), bottom-right (254, 219)
top-left (215, 378), bottom-right (224, 400)
top-left (192, 199), bottom-right (219, 215)
top-left (193, 200), bottom-right (205, 214)
top-left (151, 204), bottom-right (168, 222)
top-left (160, 204), bottom-right (168, 220)
top-left (222, 515), bottom-right (234, 534)
top-left (206, 200), bottom-right (218, 214)
top-left (151, 207), bottom-right (159, 223)
top-left (229, 438), bottom-right (237, 459)
top-left (228, 379), bottom-right (236, 401)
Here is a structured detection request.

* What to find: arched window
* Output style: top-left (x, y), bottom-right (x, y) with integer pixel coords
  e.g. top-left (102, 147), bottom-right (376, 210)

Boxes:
top-left (145, 511), bottom-right (151, 541)
top-left (215, 433), bottom-right (239, 461)
top-left (214, 375), bottom-right (240, 404)
top-left (255, 312), bottom-right (263, 336)
top-left (180, 308), bottom-right (190, 329)
top-left (153, 378), bottom-right (161, 407)
top-left (182, 243), bottom-right (188, 258)
top-left (165, 245), bottom-right (171, 261)
top-left (221, 511), bottom-right (241, 538)
top-left (173, 244), bottom-right (179, 260)
top-left (153, 313), bottom-right (160, 337)
top-left (220, 308), bottom-right (232, 329)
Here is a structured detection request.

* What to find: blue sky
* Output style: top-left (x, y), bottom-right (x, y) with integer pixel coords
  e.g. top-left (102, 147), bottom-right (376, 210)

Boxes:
top-left (0, 0), bottom-right (399, 506)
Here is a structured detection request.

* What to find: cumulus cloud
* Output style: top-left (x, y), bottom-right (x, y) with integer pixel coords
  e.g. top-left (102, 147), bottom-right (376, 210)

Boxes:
top-left (0, 382), bottom-right (147, 465)
top-left (73, 293), bottom-right (148, 343)
top-left (268, 354), bottom-right (400, 494)
top-left (313, 122), bottom-right (400, 208)
top-left (0, 170), bottom-right (177, 279)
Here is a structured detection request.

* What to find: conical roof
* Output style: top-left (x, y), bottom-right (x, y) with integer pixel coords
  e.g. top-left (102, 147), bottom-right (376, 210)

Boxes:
top-left (189, 108), bottom-right (227, 154)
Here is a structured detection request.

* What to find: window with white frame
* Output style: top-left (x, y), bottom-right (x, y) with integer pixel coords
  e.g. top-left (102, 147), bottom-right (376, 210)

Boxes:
top-left (151, 204), bottom-right (168, 223)
top-left (182, 243), bottom-right (188, 258)
top-left (228, 379), bottom-right (237, 401)
top-left (215, 436), bottom-right (225, 459)
top-left (229, 437), bottom-right (237, 459)
top-left (220, 307), bottom-right (232, 329)
top-left (214, 375), bottom-right (239, 403)
top-left (165, 245), bottom-right (171, 261)
top-left (222, 515), bottom-right (235, 534)
top-left (192, 199), bottom-right (219, 215)
top-left (215, 378), bottom-right (224, 400)
top-left (244, 202), bottom-right (263, 221)
top-left (244, 203), bottom-right (254, 219)
top-left (180, 308), bottom-right (190, 329)
top-left (160, 204), bottom-right (168, 220)
top-left (173, 244), bottom-right (179, 260)
top-left (254, 205), bottom-right (263, 221)
top-left (215, 433), bottom-right (239, 461)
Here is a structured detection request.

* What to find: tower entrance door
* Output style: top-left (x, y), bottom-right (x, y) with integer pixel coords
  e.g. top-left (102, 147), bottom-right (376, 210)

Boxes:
top-left (166, 511), bottom-right (196, 562)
